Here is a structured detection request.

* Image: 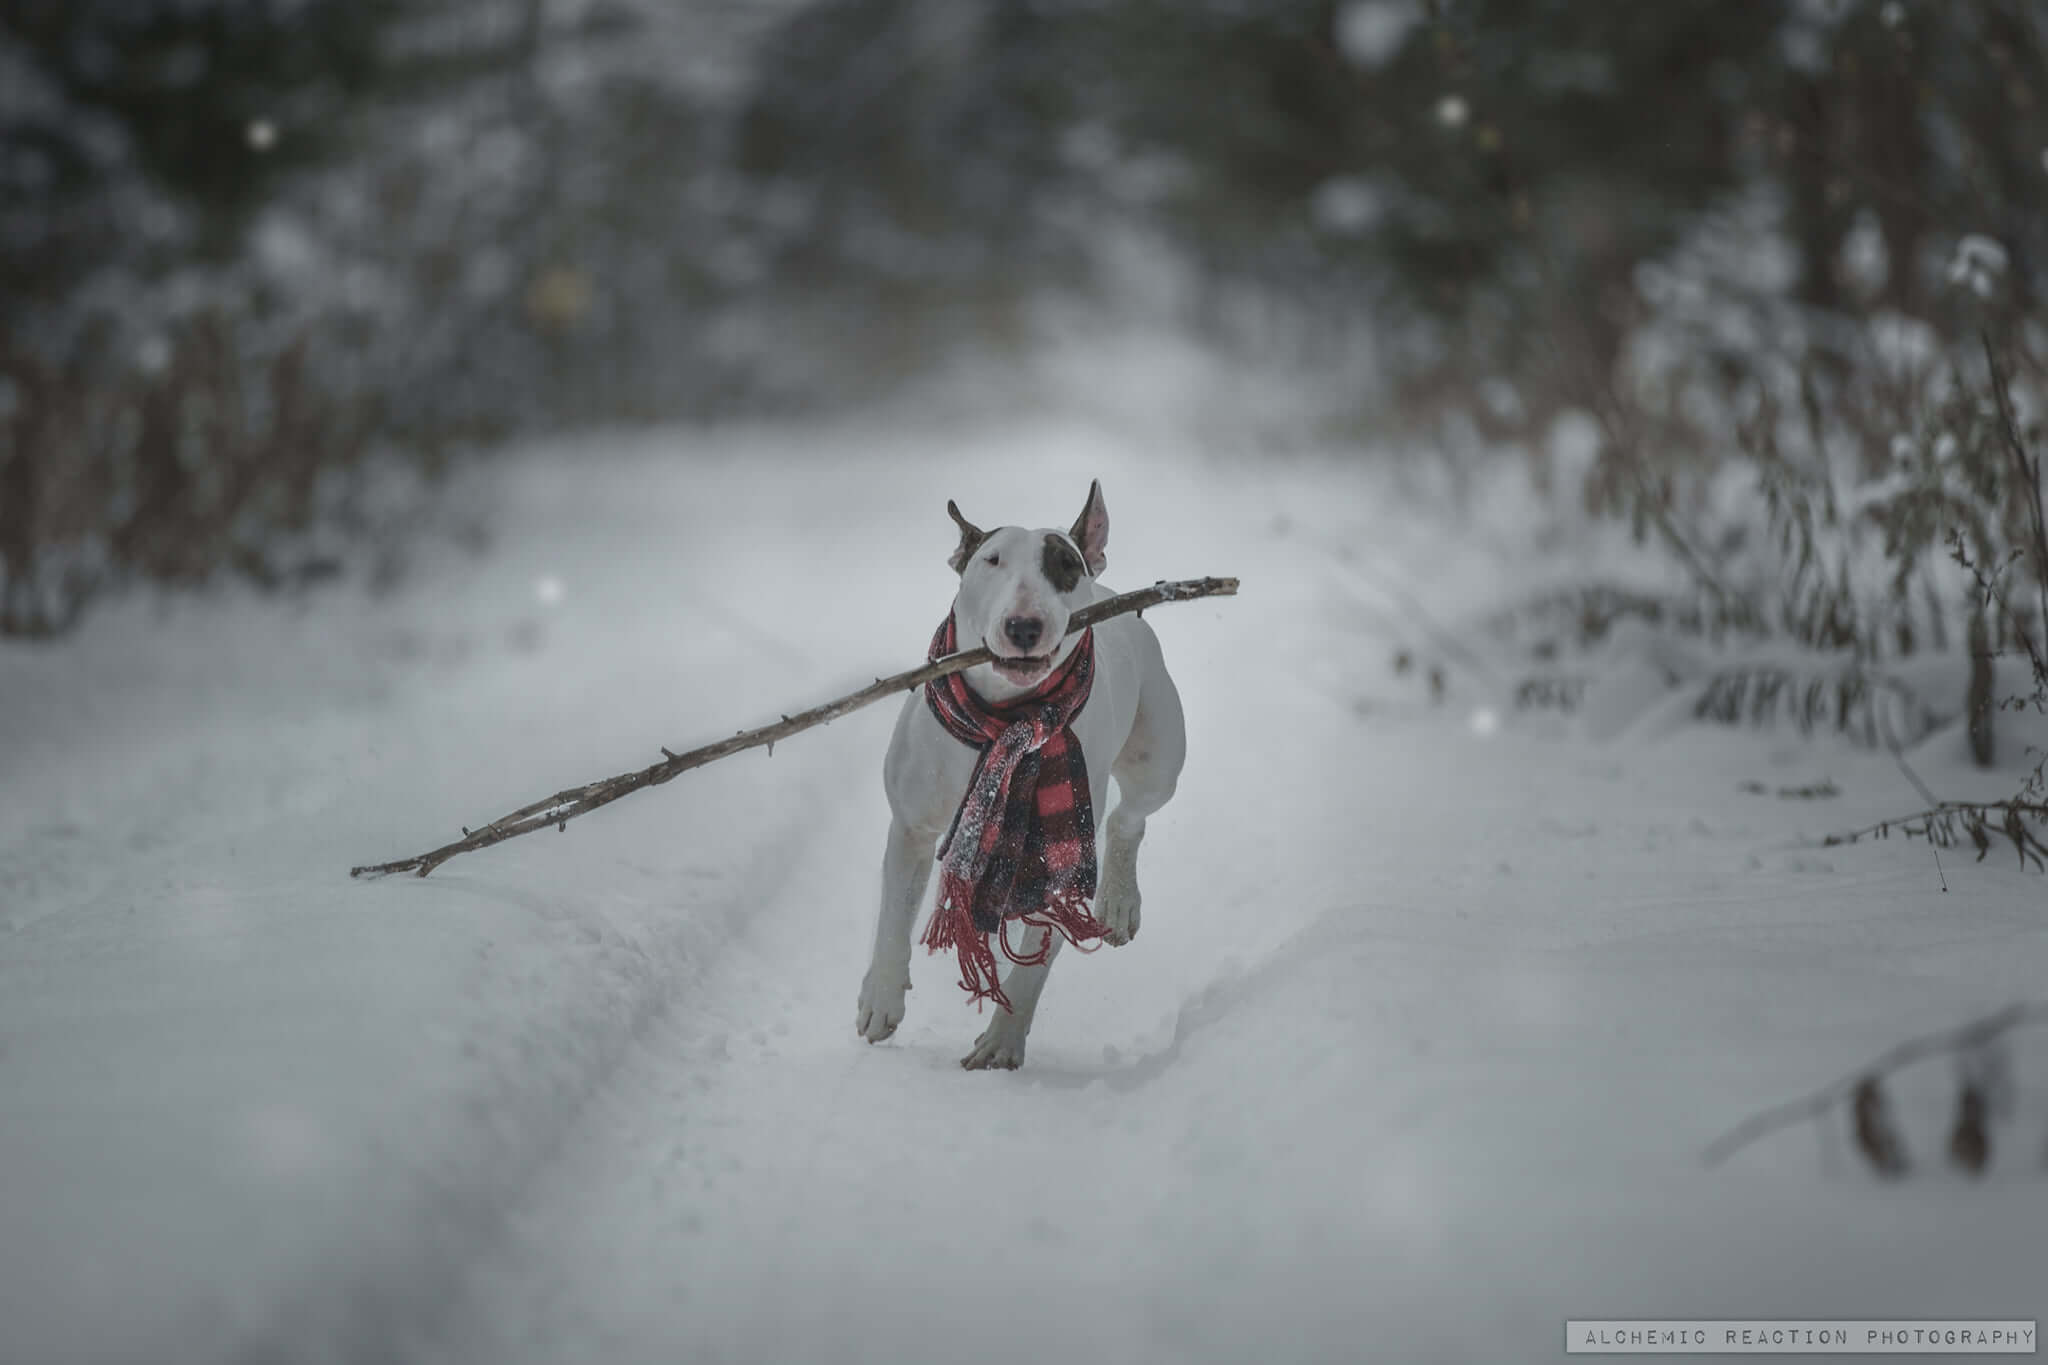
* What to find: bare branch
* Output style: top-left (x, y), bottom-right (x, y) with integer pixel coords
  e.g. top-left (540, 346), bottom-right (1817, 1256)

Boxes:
top-left (1702, 1002), bottom-right (2048, 1168)
top-left (1817, 798), bottom-right (2048, 871)
top-left (350, 576), bottom-right (1239, 879)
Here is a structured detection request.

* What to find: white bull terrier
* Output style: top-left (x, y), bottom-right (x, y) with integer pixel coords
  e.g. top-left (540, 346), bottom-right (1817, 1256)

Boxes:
top-left (855, 480), bottom-right (1187, 1070)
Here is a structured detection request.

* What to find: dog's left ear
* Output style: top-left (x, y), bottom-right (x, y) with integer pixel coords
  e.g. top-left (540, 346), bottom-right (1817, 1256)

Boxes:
top-left (1070, 479), bottom-right (1108, 577)
top-left (946, 499), bottom-right (988, 574)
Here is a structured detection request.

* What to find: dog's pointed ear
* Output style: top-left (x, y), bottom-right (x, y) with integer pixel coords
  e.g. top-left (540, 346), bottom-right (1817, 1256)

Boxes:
top-left (946, 499), bottom-right (987, 574)
top-left (1070, 479), bottom-right (1108, 577)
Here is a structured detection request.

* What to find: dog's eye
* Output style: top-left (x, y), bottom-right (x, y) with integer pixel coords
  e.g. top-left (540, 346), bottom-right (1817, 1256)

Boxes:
top-left (984, 553), bottom-right (1000, 566)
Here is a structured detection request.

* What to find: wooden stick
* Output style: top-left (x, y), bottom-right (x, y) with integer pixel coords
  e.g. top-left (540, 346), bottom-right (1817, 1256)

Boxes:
top-left (350, 575), bottom-right (1239, 879)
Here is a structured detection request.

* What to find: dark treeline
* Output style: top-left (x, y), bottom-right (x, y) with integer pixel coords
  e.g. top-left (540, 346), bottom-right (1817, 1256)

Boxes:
top-left (1, 0), bottom-right (2045, 637)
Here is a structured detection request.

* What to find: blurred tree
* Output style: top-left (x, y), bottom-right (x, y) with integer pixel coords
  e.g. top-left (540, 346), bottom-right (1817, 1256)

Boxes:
top-left (0, 0), bottom-right (393, 298)
top-left (4, 0), bottom-right (2045, 632)
top-left (736, 0), bottom-right (1097, 384)
top-left (1098, 0), bottom-right (1790, 405)
top-left (735, 0), bottom-right (1792, 399)
top-left (735, 0), bottom-right (2046, 417)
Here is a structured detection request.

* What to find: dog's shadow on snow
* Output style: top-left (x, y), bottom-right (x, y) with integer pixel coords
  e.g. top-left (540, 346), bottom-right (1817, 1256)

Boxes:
top-left (1009, 914), bottom-right (1366, 1093)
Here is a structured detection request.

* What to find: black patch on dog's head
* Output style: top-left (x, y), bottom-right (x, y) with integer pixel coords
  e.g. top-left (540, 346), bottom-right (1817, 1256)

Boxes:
top-left (1042, 533), bottom-right (1086, 592)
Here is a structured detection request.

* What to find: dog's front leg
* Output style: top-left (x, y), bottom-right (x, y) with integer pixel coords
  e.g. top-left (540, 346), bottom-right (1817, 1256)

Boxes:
top-left (857, 816), bottom-right (933, 1043)
top-left (960, 929), bottom-right (1062, 1070)
top-left (1096, 808), bottom-right (1148, 947)
top-left (1099, 666), bottom-right (1185, 946)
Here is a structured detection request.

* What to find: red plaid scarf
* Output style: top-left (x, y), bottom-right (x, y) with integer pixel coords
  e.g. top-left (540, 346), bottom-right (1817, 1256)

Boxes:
top-left (921, 613), bottom-right (1108, 1010)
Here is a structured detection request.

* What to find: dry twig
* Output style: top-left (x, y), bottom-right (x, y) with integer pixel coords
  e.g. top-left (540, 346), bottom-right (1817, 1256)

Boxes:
top-left (350, 575), bottom-right (1239, 879)
top-left (1818, 799), bottom-right (2048, 869)
top-left (1701, 1001), bottom-right (2048, 1168)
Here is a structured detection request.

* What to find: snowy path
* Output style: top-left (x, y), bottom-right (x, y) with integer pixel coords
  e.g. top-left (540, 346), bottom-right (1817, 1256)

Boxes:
top-left (4, 415), bottom-right (2045, 1365)
top-left (423, 675), bottom-right (2047, 1363)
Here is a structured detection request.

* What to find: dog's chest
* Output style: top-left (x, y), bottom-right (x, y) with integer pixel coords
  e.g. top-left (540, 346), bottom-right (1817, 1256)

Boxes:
top-left (909, 631), bottom-right (1141, 832)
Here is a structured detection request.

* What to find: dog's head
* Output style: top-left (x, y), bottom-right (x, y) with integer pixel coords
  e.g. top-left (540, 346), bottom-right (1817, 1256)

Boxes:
top-left (945, 480), bottom-right (1109, 699)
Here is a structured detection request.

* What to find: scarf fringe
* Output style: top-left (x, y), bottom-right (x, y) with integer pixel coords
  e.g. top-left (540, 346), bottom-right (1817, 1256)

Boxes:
top-left (922, 884), bottom-right (1109, 1013)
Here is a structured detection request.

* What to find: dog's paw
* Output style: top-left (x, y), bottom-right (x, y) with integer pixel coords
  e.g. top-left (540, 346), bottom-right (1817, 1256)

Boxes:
top-left (960, 1019), bottom-right (1026, 1070)
top-left (856, 971), bottom-right (909, 1043)
top-left (1096, 881), bottom-right (1142, 947)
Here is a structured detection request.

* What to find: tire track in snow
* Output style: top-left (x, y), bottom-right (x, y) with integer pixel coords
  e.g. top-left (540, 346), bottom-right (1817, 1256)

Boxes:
top-left (246, 726), bottom-right (871, 1365)
top-left (416, 738), bottom-right (904, 1365)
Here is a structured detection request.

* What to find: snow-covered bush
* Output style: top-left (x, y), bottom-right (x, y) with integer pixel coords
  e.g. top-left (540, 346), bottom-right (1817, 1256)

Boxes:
top-left (1505, 175), bottom-right (2048, 861)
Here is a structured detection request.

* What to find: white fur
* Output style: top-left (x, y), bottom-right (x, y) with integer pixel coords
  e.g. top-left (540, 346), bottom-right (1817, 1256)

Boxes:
top-left (855, 485), bottom-right (1187, 1069)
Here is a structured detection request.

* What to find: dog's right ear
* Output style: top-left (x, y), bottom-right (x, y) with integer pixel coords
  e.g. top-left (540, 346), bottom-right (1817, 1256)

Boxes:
top-left (1070, 478), bottom-right (1108, 577)
top-left (946, 500), bottom-right (987, 574)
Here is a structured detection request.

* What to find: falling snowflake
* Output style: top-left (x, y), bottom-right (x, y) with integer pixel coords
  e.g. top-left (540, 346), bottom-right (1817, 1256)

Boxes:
top-left (1310, 176), bottom-right (1383, 236)
top-left (246, 119), bottom-right (277, 152)
top-left (1880, 1), bottom-right (1905, 27)
top-left (535, 575), bottom-right (566, 606)
top-left (1436, 95), bottom-right (1470, 129)
top-left (1336, 0), bottom-right (1420, 70)
top-left (1838, 210), bottom-right (1889, 297)
top-left (1468, 707), bottom-right (1499, 737)
top-left (1945, 234), bottom-right (2008, 300)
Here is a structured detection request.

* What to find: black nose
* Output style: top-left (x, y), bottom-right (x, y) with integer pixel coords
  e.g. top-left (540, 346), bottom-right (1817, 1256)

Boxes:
top-left (1003, 616), bottom-right (1044, 652)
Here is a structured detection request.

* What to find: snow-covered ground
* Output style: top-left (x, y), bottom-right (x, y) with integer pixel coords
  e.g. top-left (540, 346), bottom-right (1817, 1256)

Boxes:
top-left (3, 404), bottom-right (2044, 1365)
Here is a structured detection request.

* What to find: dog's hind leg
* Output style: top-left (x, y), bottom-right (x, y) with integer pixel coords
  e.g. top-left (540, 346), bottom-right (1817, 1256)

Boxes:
top-left (961, 929), bottom-right (1063, 1070)
top-left (1099, 653), bottom-right (1186, 947)
top-left (857, 815), bottom-right (935, 1043)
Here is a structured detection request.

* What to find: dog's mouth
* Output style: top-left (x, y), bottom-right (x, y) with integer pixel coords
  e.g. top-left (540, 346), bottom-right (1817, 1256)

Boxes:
top-left (986, 646), bottom-right (1055, 686)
